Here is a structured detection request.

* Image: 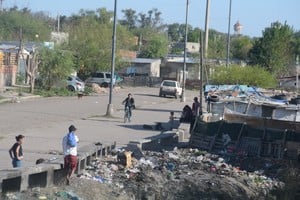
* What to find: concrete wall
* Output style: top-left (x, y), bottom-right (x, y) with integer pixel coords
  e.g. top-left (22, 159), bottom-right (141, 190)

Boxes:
top-left (0, 142), bottom-right (116, 193)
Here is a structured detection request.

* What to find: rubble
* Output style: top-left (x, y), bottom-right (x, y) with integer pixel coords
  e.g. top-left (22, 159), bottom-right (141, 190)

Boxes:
top-left (80, 148), bottom-right (284, 200)
top-left (2, 148), bottom-right (292, 200)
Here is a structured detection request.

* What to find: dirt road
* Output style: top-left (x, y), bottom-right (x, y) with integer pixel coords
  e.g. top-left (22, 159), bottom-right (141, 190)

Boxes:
top-left (0, 87), bottom-right (200, 169)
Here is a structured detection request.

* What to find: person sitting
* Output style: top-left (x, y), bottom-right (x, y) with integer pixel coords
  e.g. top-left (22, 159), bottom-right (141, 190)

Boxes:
top-left (180, 105), bottom-right (193, 123)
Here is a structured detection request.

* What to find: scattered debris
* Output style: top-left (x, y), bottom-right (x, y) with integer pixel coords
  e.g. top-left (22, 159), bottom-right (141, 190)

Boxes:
top-left (4, 148), bottom-right (298, 200)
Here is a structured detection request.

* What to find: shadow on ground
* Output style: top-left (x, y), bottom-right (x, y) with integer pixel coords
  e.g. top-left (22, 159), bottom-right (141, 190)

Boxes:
top-left (118, 124), bottom-right (157, 131)
top-left (134, 93), bottom-right (178, 100)
top-left (134, 93), bottom-right (160, 98)
top-left (135, 108), bottom-right (182, 113)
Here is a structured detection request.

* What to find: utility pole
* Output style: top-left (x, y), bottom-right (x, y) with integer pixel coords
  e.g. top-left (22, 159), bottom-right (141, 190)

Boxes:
top-left (296, 55), bottom-right (299, 94)
top-left (106, 0), bottom-right (117, 116)
top-left (226, 0), bottom-right (232, 67)
top-left (181, 0), bottom-right (189, 103)
top-left (204, 0), bottom-right (210, 59)
top-left (199, 30), bottom-right (204, 115)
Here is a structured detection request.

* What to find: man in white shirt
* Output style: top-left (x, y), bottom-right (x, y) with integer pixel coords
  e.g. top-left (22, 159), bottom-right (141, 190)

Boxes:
top-left (62, 125), bottom-right (79, 185)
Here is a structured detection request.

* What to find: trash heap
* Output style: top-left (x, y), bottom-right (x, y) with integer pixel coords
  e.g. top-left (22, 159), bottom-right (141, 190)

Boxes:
top-left (79, 148), bottom-right (284, 200)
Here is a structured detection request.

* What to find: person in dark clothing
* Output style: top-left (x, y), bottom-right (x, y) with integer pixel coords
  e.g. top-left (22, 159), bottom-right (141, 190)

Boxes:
top-left (122, 93), bottom-right (135, 122)
top-left (9, 135), bottom-right (25, 168)
top-left (180, 105), bottom-right (193, 123)
top-left (192, 97), bottom-right (200, 117)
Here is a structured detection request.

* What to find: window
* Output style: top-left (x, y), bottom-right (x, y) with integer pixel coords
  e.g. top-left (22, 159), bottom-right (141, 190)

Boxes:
top-left (106, 73), bottom-right (111, 78)
top-left (163, 81), bottom-right (176, 87)
top-left (96, 73), bottom-right (104, 78)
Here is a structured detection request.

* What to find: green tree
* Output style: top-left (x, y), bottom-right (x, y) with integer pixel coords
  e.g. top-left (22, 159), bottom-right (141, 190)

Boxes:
top-left (65, 8), bottom-right (135, 78)
top-left (120, 9), bottom-right (137, 30)
top-left (188, 28), bottom-right (201, 43)
top-left (0, 7), bottom-right (51, 41)
top-left (248, 21), bottom-right (294, 76)
top-left (38, 47), bottom-right (74, 90)
top-left (138, 34), bottom-right (168, 58)
top-left (231, 36), bottom-right (253, 60)
top-left (211, 65), bottom-right (277, 88)
top-left (207, 29), bottom-right (227, 59)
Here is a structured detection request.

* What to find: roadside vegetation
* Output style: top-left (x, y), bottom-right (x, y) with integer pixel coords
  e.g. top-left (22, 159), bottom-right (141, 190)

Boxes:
top-left (211, 65), bottom-right (277, 88)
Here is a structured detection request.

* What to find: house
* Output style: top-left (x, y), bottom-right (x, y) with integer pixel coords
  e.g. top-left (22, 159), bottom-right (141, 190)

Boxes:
top-left (0, 43), bottom-right (18, 88)
top-left (161, 55), bottom-right (200, 81)
top-left (0, 41), bottom-right (40, 89)
top-left (279, 75), bottom-right (299, 89)
top-left (120, 58), bottom-right (161, 77)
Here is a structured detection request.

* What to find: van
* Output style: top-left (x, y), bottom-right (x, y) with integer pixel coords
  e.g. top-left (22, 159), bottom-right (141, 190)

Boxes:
top-left (85, 72), bottom-right (121, 88)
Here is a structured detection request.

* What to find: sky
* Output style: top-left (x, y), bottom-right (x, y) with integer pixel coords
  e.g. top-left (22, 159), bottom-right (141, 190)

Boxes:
top-left (3, 0), bottom-right (300, 37)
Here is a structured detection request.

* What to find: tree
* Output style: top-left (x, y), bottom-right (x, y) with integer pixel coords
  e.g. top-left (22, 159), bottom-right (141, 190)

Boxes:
top-left (65, 8), bottom-right (135, 78)
top-left (207, 29), bottom-right (227, 59)
top-left (248, 21), bottom-right (294, 76)
top-left (120, 9), bottom-right (137, 30)
top-left (138, 34), bottom-right (168, 58)
top-left (0, 8), bottom-right (51, 41)
top-left (38, 47), bottom-right (74, 90)
top-left (138, 8), bottom-right (164, 31)
top-left (22, 48), bottom-right (40, 93)
top-left (188, 27), bottom-right (201, 43)
top-left (231, 36), bottom-right (252, 60)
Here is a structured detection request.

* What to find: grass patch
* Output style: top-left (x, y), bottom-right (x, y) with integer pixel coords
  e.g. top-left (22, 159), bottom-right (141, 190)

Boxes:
top-left (34, 88), bottom-right (77, 97)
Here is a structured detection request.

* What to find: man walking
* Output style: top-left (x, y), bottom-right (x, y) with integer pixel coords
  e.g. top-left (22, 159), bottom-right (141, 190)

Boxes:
top-left (62, 125), bottom-right (79, 185)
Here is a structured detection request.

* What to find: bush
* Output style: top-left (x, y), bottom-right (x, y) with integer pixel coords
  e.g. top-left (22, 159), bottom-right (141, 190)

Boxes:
top-left (211, 65), bottom-right (277, 88)
top-left (34, 88), bottom-right (76, 97)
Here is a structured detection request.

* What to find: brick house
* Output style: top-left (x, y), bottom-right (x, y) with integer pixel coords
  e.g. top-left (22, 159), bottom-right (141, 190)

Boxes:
top-left (0, 44), bottom-right (18, 89)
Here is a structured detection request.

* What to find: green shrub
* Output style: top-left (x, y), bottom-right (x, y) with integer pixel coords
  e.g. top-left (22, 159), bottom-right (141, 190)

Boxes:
top-left (211, 65), bottom-right (277, 88)
top-left (34, 88), bottom-right (76, 97)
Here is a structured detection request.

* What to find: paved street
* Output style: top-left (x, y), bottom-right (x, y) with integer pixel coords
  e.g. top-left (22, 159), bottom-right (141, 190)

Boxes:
top-left (0, 87), bottom-right (201, 169)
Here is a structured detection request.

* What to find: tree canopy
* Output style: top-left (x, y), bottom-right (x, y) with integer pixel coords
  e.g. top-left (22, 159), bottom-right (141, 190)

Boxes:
top-left (248, 22), bottom-right (294, 77)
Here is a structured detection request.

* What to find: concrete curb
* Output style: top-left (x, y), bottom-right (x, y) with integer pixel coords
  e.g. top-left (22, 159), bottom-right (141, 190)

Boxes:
top-left (0, 142), bottom-right (116, 193)
top-left (0, 95), bottom-right (41, 104)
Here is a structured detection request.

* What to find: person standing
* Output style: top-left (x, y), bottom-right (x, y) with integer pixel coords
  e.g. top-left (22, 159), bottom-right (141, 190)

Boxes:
top-left (62, 125), bottom-right (79, 185)
top-left (190, 97), bottom-right (200, 133)
top-left (192, 97), bottom-right (200, 117)
top-left (122, 93), bottom-right (135, 122)
top-left (168, 111), bottom-right (176, 130)
top-left (9, 135), bottom-right (25, 168)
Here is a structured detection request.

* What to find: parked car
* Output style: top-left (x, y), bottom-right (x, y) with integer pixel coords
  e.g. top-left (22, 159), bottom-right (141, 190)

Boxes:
top-left (85, 72), bottom-right (122, 88)
top-left (159, 80), bottom-right (182, 99)
top-left (67, 76), bottom-right (85, 92)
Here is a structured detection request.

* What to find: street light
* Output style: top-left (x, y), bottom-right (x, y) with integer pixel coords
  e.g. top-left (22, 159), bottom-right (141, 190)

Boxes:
top-left (181, 0), bottom-right (189, 102)
top-left (106, 0), bottom-right (117, 116)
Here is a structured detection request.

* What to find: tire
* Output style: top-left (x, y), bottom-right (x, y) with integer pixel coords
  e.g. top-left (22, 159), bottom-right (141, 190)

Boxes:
top-left (101, 82), bottom-right (109, 88)
top-left (67, 85), bottom-right (75, 92)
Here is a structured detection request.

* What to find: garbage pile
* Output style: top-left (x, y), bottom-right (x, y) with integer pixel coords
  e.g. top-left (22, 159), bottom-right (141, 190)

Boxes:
top-left (78, 148), bottom-right (284, 200)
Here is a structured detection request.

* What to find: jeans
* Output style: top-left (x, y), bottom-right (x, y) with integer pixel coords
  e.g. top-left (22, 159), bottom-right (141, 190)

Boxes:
top-left (125, 106), bottom-right (132, 121)
top-left (12, 158), bottom-right (21, 168)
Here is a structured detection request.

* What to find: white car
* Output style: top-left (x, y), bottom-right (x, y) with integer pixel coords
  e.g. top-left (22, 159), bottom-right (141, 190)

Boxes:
top-left (159, 80), bottom-right (182, 99)
top-left (85, 72), bottom-right (115, 88)
top-left (67, 76), bottom-right (85, 92)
